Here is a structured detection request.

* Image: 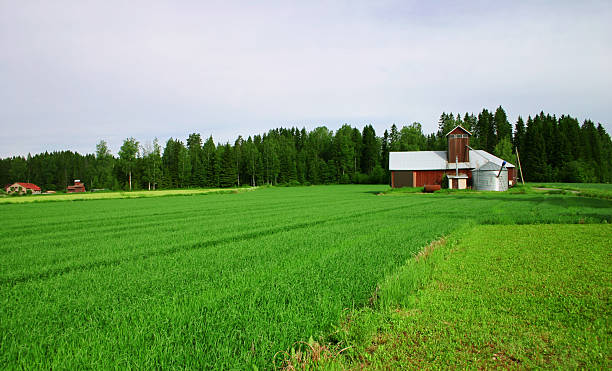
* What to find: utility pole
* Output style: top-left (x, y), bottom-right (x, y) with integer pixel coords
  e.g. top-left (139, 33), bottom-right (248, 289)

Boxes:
top-left (515, 147), bottom-right (525, 185)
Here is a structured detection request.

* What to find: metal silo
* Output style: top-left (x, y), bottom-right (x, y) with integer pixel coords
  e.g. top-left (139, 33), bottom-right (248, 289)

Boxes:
top-left (472, 161), bottom-right (508, 191)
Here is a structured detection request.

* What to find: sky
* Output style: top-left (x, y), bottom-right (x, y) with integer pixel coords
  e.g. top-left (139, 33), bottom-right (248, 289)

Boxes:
top-left (1, 0), bottom-right (611, 157)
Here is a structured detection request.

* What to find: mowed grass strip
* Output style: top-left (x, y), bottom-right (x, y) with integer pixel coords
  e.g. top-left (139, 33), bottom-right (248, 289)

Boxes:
top-left (334, 224), bottom-right (611, 369)
top-left (0, 187), bottom-right (254, 204)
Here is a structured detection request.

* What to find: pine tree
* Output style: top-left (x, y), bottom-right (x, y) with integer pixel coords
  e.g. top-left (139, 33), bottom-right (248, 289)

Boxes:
top-left (187, 133), bottom-right (204, 187)
top-left (202, 136), bottom-right (217, 187)
top-left (381, 130), bottom-right (389, 173)
top-left (513, 116), bottom-right (525, 154)
top-left (523, 116), bottom-right (548, 181)
top-left (597, 124), bottom-right (612, 182)
top-left (334, 125), bottom-right (354, 180)
top-left (582, 120), bottom-right (603, 181)
top-left (475, 109), bottom-right (495, 152)
top-left (219, 143), bottom-right (236, 187)
top-left (462, 113), bottom-right (476, 133)
top-left (177, 143), bottom-right (191, 188)
top-left (493, 106), bottom-right (512, 143)
top-left (162, 139), bottom-right (179, 188)
top-left (361, 125), bottom-right (378, 174)
top-left (243, 137), bottom-right (258, 186)
top-left (351, 128), bottom-right (362, 176)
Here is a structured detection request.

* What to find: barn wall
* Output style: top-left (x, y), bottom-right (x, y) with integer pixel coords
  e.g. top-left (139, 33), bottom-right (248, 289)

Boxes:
top-left (414, 170), bottom-right (445, 187)
top-left (447, 137), bottom-right (470, 162)
top-left (395, 169), bottom-right (475, 188)
top-left (447, 127), bottom-right (470, 163)
top-left (411, 169), bottom-right (472, 187)
top-left (508, 168), bottom-right (517, 185)
top-left (391, 171), bottom-right (414, 188)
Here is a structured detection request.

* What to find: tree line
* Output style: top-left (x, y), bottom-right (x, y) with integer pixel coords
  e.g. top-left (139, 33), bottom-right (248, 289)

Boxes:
top-left (1, 106), bottom-right (611, 191)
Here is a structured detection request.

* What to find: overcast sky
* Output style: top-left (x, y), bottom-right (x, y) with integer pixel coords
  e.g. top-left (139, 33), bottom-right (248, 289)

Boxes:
top-left (1, 0), bottom-right (611, 157)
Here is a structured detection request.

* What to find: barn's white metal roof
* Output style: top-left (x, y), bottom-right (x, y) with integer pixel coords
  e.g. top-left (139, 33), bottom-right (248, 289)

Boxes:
top-left (389, 150), bottom-right (515, 171)
top-left (389, 151), bottom-right (447, 170)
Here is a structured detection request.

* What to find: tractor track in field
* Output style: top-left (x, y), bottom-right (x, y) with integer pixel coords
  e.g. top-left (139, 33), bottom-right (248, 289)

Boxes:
top-left (1, 197), bottom-right (352, 239)
top-left (0, 202), bottom-right (419, 288)
top-left (0, 198), bottom-right (368, 259)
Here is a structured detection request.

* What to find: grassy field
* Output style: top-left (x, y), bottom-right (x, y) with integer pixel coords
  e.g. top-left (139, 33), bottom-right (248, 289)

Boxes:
top-left (1, 185), bottom-right (611, 368)
top-left (530, 182), bottom-right (612, 191)
top-left (0, 187), bottom-right (254, 204)
top-left (311, 224), bottom-right (610, 369)
top-left (529, 182), bottom-right (612, 199)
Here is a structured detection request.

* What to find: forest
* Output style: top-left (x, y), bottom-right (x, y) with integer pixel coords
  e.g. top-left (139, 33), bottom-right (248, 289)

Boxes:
top-left (1, 106), bottom-right (611, 191)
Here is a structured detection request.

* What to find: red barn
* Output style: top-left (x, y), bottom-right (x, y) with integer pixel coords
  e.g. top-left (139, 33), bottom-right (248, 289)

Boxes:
top-left (389, 126), bottom-right (517, 190)
top-left (67, 180), bottom-right (86, 193)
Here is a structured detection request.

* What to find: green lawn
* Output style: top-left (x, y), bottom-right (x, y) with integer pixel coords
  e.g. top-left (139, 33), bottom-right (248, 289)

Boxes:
top-left (304, 224), bottom-right (611, 369)
top-left (1, 185), bottom-right (610, 368)
top-left (529, 182), bottom-right (612, 199)
top-left (530, 182), bottom-right (612, 191)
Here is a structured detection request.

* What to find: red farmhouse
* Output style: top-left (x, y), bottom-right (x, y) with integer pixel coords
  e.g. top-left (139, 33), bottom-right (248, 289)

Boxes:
top-left (5, 182), bottom-right (42, 195)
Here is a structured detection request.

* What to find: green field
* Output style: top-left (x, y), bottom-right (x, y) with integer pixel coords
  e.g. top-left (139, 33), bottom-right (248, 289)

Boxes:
top-left (529, 182), bottom-right (612, 200)
top-left (530, 182), bottom-right (612, 191)
top-left (1, 185), bottom-right (611, 368)
top-left (318, 224), bottom-right (611, 369)
top-left (0, 187), bottom-right (253, 204)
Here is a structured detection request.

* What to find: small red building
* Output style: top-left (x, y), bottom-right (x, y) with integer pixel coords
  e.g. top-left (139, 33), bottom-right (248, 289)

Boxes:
top-left (389, 126), bottom-right (517, 190)
top-left (5, 182), bottom-right (42, 195)
top-left (67, 180), bottom-right (86, 193)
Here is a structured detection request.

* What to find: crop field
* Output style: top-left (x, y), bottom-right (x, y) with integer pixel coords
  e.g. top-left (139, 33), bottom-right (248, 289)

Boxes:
top-left (530, 182), bottom-right (612, 191)
top-left (0, 187), bottom-right (251, 204)
top-left (1, 185), bottom-right (611, 368)
top-left (529, 182), bottom-right (612, 200)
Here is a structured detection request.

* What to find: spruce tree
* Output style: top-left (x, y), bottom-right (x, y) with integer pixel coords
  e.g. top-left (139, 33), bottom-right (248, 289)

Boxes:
top-left (494, 106), bottom-right (512, 143)
top-left (523, 115), bottom-right (548, 181)
top-left (202, 136), bottom-right (216, 187)
top-left (361, 125), bottom-right (378, 174)
top-left (187, 133), bottom-right (204, 187)
top-left (381, 130), bottom-right (389, 173)
top-left (513, 116), bottom-right (525, 154)
top-left (219, 143), bottom-right (236, 187)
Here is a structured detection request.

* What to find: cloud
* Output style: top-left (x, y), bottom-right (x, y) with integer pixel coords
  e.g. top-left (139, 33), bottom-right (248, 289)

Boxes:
top-left (1, 0), bottom-right (611, 156)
